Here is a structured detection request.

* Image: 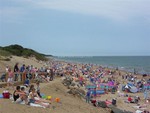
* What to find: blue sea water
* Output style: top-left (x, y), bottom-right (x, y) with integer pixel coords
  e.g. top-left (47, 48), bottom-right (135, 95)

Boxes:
top-left (55, 56), bottom-right (150, 74)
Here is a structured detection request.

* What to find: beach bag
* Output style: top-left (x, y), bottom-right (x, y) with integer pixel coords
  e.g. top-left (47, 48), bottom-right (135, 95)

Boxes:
top-left (112, 99), bottom-right (116, 105)
top-left (2, 90), bottom-right (10, 99)
top-left (91, 100), bottom-right (97, 107)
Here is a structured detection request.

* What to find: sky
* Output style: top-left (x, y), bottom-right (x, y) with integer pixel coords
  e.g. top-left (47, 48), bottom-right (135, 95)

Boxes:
top-left (0, 0), bottom-right (150, 56)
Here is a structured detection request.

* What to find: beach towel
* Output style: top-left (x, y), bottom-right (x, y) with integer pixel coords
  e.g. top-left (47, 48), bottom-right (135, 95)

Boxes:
top-left (30, 102), bottom-right (49, 108)
top-left (135, 110), bottom-right (143, 113)
top-left (105, 100), bottom-right (112, 106)
top-left (30, 103), bottom-right (45, 108)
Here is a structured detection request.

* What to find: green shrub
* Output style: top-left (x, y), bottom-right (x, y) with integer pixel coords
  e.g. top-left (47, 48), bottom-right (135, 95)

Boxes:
top-left (0, 49), bottom-right (11, 56)
top-left (4, 58), bottom-right (11, 61)
top-left (1, 44), bottom-right (50, 61)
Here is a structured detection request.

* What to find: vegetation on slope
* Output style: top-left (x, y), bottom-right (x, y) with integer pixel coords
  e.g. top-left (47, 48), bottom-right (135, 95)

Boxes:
top-left (0, 44), bottom-right (51, 61)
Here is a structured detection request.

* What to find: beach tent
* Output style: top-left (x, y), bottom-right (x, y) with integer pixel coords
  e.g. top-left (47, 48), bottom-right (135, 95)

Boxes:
top-left (124, 84), bottom-right (138, 93)
top-left (127, 82), bottom-right (138, 93)
top-left (127, 82), bottom-right (134, 87)
top-left (130, 86), bottom-right (138, 93)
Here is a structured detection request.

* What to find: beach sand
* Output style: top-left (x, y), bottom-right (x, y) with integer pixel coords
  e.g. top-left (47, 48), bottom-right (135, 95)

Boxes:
top-left (0, 78), bottom-right (109, 113)
top-left (0, 56), bottom-right (108, 113)
top-left (0, 56), bottom-right (150, 113)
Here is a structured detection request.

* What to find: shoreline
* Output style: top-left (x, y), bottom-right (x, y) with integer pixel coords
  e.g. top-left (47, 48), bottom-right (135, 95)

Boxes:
top-left (54, 56), bottom-right (150, 75)
top-left (54, 58), bottom-right (145, 78)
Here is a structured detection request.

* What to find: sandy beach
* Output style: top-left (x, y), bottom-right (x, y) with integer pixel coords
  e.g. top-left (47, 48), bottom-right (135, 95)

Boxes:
top-left (0, 78), bottom-right (109, 113)
top-left (0, 56), bottom-right (150, 113)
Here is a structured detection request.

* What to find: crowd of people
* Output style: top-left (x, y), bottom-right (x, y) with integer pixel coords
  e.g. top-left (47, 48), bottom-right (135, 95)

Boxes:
top-left (0, 62), bottom-right (55, 89)
top-left (0, 60), bottom-right (150, 112)
top-left (12, 81), bottom-right (50, 108)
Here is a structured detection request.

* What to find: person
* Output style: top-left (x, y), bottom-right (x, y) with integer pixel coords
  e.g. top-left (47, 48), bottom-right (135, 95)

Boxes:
top-left (14, 63), bottom-right (19, 81)
top-left (13, 86), bottom-right (21, 102)
top-left (134, 96), bottom-right (140, 104)
top-left (36, 81), bottom-right (42, 98)
top-left (5, 65), bottom-right (9, 73)
top-left (93, 88), bottom-right (97, 99)
top-left (24, 78), bottom-right (30, 87)
top-left (13, 86), bottom-right (28, 104)
top-left (7, 68), bottom-right (14, 89)
top-left (50, 68), bottom-right (54, 81)
top-left (28, 88), bottom-right (50, 108)
top-left (128, 96), bottom-right (134, 103)
top-left (20, 87), bottom-right (28, 104)
top-left (20, 64), bottom-right (25, 81)
top-left (143, 89), bottom-right (149, 103)
top-left (29, 85), bottom-right (34, 93)
top-left (0, 73), bottom-right (6, 82)
top-left (86, 89), bottom-right (91, 103)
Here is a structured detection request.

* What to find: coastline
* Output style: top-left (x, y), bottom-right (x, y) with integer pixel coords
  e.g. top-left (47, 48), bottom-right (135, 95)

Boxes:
top-left (55, 56), bottom-right (150, 75)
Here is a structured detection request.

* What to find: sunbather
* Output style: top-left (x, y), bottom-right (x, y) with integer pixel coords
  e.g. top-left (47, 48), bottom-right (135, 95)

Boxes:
top-left (28, 88), bottom-right (50, 108)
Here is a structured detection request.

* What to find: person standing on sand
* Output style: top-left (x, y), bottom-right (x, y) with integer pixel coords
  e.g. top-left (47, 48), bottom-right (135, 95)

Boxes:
top-left (14, 63), bottom-right (19, 81)
top-left (86, 89), bottom-right (91, 103)
top-left (7, 68), bottom-right (14, 89)
top-left (20, 64), bottom-right (25, 81)
top-left (93, 88), bottom-right (97, 99)
top-left (50, 68), bottom-right (54, 81)
top-left (143, 88), bottom-right (149, 103)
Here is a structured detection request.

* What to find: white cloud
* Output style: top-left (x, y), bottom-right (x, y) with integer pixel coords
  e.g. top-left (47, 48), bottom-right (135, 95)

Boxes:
top-left (28, 0), bottom-right (150, 21)
top-left (1, 0), bottom-right (150, 22)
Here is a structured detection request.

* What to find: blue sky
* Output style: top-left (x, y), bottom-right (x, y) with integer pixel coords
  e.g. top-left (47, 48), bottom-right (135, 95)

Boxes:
top-left (0, 0), bottom-right (150, 56)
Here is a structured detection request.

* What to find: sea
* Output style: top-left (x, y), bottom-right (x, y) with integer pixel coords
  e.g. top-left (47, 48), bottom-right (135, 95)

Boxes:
top-left (55, 56), bottom-right (150, 75)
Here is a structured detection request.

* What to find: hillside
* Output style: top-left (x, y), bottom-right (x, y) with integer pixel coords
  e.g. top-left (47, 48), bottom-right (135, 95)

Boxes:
top-left (0, 44), bottom-right (52, 61)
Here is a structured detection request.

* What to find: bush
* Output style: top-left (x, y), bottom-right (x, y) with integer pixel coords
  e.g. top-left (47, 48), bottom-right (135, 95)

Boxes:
top-left (1, 44), bottom-right (49, 61)
top-left (4, 58), bottom-right (11, 61)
